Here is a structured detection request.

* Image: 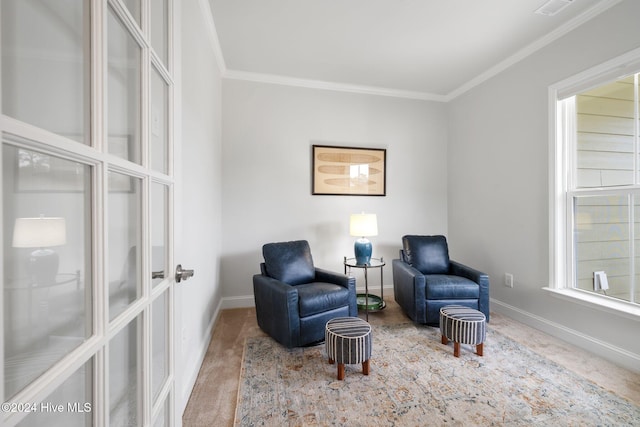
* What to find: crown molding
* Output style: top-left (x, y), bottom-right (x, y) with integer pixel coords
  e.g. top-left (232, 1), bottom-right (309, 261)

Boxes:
top-left (223, 69), bottom-right (447, 102)
top-left (198, 0), bottom-right (227, 75)
top-left (445, 0), bottom-right (624, 101)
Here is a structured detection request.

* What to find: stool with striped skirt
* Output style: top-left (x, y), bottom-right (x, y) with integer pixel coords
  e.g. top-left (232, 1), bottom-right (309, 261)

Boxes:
top-left (325, 317), bottom-right (372, 380)
top-left (439, 305), bottom-right (486, 357)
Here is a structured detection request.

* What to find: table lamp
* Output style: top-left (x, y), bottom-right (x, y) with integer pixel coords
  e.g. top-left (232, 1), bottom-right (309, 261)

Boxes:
top-left (350, 213), bottom-right (378, 265)
top-left (12, 216), bottom-right (66, 285)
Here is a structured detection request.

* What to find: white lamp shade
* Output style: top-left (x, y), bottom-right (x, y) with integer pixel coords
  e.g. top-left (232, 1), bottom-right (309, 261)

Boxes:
top-left (349, 213), bottom-right (378, 237)
top-left (12, 217), bottom-right (67, 248)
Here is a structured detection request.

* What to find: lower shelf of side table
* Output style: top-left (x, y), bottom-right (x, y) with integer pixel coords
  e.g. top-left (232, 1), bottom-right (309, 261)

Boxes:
top-left (356, 293), bottom-right (386, 312)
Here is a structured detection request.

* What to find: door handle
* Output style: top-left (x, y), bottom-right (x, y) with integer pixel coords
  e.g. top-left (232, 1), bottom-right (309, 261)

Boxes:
top-left (175, 264), bottom-right (194, 283)
top-left (152, 270), bottom-right (164, 279)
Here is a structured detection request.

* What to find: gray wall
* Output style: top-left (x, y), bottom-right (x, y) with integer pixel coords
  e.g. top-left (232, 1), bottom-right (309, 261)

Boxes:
top-left (220, 80), bottom-right (448, 302)
top-left (447, 0), bottom-right (640, 371)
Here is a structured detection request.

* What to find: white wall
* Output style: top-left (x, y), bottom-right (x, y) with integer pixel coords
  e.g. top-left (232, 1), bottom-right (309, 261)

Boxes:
top-left (176, 0), bottom-right (223, 412)
top-left (447, 0), bottom-right (640, 371)
top-left (220, 80), bottom-right (448, 304)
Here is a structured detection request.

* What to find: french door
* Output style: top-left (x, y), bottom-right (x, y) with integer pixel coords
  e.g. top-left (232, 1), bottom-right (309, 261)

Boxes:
top-left (1, 1), bottom-right (176, 425)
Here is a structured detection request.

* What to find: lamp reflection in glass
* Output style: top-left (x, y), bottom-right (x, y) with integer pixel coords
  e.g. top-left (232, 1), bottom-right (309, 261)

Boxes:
top-left (12, 216), bottom-right (66, 285)
top-left (349, 213), bottom-right (378, 265)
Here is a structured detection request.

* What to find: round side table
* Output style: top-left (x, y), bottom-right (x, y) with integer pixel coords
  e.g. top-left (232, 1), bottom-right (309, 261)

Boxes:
top-left (343, 257), bottom-right (385, 321)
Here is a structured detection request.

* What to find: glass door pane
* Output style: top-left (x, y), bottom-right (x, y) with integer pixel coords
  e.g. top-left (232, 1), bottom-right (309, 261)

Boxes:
top-left (108, 172), bottom-right (142, 320)
top-left (151, 182), bottom-right (167, 287)
top-left (108, 7), bottom-right (141, 164)
top-left (3, 142), bottom-right (92, 399)
top-left (16, 359), bottom-right (93, 427)
top-left (1, 0), bottom-right (90, 144)
top-left (152, 292), bottom-right (168, 401)
top-left (151, 0), bottom-right (169, 66)
top-left (153, 395), bottom-right (170, 427)
top-left (109, 316), bottom-right (141, 426)
top-left (151, 66), bottom-right (169, 174)
top-left (122, 0), bottom-right (141, 26)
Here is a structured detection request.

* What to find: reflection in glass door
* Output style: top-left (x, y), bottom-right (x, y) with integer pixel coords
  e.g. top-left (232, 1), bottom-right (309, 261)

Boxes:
top-left (2, 143), bottom-right (93, 401)
top-left (1, 1), bottom-right (175, 426)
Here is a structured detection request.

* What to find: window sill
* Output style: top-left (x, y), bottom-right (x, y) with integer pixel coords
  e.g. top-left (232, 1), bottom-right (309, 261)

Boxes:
top-left (543, 287), bottom-right (640, 321)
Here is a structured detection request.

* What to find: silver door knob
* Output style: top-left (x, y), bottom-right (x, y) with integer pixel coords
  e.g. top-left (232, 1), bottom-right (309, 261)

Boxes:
top-left (175, 264), bottom-right (194, 283)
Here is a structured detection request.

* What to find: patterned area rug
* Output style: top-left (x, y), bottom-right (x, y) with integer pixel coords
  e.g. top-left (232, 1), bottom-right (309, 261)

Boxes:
top-left (234, 323), bottom-right (640, 426)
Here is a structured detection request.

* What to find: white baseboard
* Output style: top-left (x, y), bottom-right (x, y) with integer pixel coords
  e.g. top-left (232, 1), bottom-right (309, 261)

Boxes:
top-left (221, 295), bottom-right (255, 309)
top-left (491, 298), bottom-right (640, 373)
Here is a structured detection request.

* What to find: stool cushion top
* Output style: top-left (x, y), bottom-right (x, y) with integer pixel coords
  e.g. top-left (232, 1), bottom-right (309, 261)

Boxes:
top-left (326, 317), bottom-right (371, 338)
top-left (440, 305), bottom-right (485, 322)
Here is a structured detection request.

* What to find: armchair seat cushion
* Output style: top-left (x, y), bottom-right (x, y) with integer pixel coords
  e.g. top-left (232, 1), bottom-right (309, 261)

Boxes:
top-left (425, 275), bottom-right (479, 300)
top-left (297, 282), bottom-right (352, 317)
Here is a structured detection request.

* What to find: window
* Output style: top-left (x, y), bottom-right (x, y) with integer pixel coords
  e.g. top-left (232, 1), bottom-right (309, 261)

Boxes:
top-left (551, 49), bottom-right (640, 316)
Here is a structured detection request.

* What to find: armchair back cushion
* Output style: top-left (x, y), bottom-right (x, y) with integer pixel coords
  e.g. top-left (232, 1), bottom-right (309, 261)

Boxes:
top-left (262, 240), bottom-right (315, 285)
top-left (402, 235), bottom-right (450, 274)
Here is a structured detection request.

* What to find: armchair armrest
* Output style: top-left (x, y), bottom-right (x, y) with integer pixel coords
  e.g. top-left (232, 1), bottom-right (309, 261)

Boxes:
top-left (315, 267), bottom-right (352, 288)
top-left (392, 259), bottom-right (427, 323)
top-left (252, 274), bottom-right (301, 347)
top-left (450, 260), bottom-right (486, 283)
top-left (315, 267), bottom-right (357, 316)
top-left (450, 260), bottom-right (490, 322)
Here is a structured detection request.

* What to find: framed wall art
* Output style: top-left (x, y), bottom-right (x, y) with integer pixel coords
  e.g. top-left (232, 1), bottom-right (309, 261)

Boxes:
top-left (312, 144), bottom-right (386, 196)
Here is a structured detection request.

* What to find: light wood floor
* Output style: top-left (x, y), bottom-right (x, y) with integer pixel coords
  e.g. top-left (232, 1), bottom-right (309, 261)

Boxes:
top-left (182, 299), bottom-right (640, 426)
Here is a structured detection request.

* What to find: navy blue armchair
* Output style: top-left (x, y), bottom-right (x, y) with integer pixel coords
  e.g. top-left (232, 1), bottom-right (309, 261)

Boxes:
top-left (392, 235), bottom-right (490, 325)
top-left (253, 240), bottom-right (357, 348)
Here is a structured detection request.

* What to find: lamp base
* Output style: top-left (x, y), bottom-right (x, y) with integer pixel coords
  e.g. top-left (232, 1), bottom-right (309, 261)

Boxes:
top-left (29, 248), bottom-right (59, 285)
top-left (354, 238), bottom-right (372, 265)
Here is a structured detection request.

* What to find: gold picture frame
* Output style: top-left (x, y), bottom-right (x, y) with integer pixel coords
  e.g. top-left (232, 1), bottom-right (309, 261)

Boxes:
top-left (312, 144), bottom-right (386, 196)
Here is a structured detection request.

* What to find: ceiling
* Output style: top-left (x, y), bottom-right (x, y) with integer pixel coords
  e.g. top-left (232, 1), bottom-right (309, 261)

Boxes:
top-left (208, 0), bottom-right (619, 101)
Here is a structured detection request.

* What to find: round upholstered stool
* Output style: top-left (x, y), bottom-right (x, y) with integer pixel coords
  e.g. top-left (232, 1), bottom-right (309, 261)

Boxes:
top-left (439, 305), bottom-right (486, 358)
top-left (325, 317), bottom-right (372, 380)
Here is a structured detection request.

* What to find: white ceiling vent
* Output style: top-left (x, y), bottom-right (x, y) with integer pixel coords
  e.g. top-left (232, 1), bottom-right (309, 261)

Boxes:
top-left (535, 0), bottom-right (575, 16)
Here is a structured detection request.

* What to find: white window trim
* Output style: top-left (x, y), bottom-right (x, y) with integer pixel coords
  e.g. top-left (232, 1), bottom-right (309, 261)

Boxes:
top-left (543, 287), bottom-right (640, 320)
top-left (547, 47), bottom-right (640, 320)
